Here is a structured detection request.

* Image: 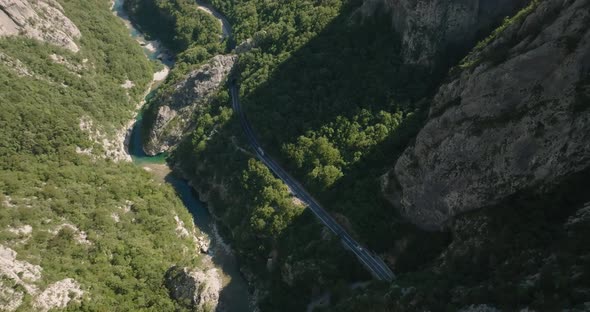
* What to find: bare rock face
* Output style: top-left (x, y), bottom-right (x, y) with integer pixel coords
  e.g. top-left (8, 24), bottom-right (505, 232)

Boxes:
top-left (383, 0), bottom-right (590, 230)
top-left (33, 278), bottom-right (84, 312)
top-left (164, 266), bottom-right (221, 311)
top-left (0, 245), bottom-right (84, 311)
top-left (143, 54), bottom-right (237, 155)
top-left (565, 203), bottom-right (590, 238)
top-left (0, 0), bottom-right (81, 52)
top-left (360, 0), bottom-right (528, 67)
top-left (0, 244), bottom-right (41, 295)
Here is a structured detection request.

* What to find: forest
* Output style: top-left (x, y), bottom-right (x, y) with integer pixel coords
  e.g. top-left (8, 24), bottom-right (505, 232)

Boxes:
top-left (124, 0), bottom-right (227, 80)
top-left (175, 0), bottom-right (437, 260)
top-left (0, 0), bottom-right (200, 310)
top-left (151, 0), bottom-right (441, 310)
top-left (126, 0), bottom-right (590, 310)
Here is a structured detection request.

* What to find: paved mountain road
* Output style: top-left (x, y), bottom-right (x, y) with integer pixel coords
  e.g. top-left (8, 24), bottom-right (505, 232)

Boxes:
top-left (230, 85), bottom-right (395, 281)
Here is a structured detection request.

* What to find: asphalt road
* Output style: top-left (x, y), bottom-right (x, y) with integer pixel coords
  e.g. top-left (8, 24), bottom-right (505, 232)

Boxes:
top-left (230, 85), bottom-right (395, 281)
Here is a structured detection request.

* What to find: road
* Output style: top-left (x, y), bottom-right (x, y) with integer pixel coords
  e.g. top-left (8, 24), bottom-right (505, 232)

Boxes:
top-left (192, 0), bottom-right (393, 282)
top-left (195, 0), bottom-right (232, 39)
top-left (230, 85), bottom-right (395, 281)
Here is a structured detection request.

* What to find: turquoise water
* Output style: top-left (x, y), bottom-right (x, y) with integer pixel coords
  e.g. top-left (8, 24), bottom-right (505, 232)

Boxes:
top-left (128, 107), bottom-right (168, 165)
top-left (113, 1), bottom-right (252, 310)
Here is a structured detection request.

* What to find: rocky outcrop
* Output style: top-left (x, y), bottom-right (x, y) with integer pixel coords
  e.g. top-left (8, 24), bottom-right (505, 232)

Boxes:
top-left (164, 266), bottom-right (221, 311)
top-left (359, 0), bottom-right (528, 67)
top-left (33, 278), bottom-right (84, 312)
top-left (0, 0), bottom-right (81, 52)
top-left (0, 245), bottom-right (84, 311)
top-left (0, 51), bottom-right (33, 77)
top-left (143, 54), bottom-right (237, 155)
top-left (173, 214), bottom-right (210, 253)
top-left (50, 223), bottom-right (92, 246)
top-left (383, 0), bottom-right (590, 230)
top-left (0, 244), bottom-right (41, 296)
top-left (0, 279), bottom-right (24, 312)
top-left (78, 116), bottom-right (132, 162)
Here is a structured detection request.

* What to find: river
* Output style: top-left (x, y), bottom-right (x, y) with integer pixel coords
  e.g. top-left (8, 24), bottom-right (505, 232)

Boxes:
top-left (111, 1), bottom-right (252, 311)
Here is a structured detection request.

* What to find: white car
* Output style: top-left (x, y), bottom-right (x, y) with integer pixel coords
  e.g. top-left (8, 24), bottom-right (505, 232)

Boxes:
top-left (257, 147), bottom-right (265, 156)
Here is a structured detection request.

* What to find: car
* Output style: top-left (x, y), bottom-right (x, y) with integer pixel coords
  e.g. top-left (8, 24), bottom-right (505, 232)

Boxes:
top-left (257, 147), bottom-right (265, 156)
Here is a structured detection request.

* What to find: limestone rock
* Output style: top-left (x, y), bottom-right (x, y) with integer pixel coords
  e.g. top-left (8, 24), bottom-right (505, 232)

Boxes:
top-left (234, 38), bottom-right (255, 54)
top-left (197, 236), bottom-right (210, 254)
top-left (359, 0), bottom-right (528, 67)
top-left (33, 278), bottom-right (84, 312)
top-left (7, 225), bottom-right (32, 237)
top-left (143, 54), bottom-right (237, 155)
top-left (0, 279), bottom-right (24, 312)
top-left (0, 0), bottom-right (81, 52)
top-left (164, 266), bottom-right (221, 311)
top-left (0, 52), bottom-right (33, 77)
top-left (383, 0), bottom-right (590, 230)
top-left (0, 244), bottom-right (41, 295)
top-left (50, 223), bottom-right (92, 246)
top-left (78, 116), bottom-right (132, 162)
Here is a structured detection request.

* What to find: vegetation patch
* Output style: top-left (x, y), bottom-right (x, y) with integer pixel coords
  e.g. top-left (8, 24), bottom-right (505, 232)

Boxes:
top-left (0, 0), bottom-right (203, 310)
top-left (459, 0), bottom-right (540, 69)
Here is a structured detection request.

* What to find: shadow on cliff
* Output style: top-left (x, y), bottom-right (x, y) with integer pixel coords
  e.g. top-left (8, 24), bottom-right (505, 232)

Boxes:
top-left (169, 1), bottom-right (456, 310)
top-left (229, 0), bottom-right (452, 272)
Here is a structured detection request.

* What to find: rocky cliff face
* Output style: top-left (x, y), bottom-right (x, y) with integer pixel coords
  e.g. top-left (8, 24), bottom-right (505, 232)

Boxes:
top-left (383, 0), bottom-right (590, 230)
top-left (0, 0), bottom-right (81, 52)
top-left (360, 0), bottom-right (528, 67)
top-left (143, 54), bottom-right (237, 155)
top-left (164, 266), bottom-right (221, 311)
top-left (0, 245), bottom-right (84, 312)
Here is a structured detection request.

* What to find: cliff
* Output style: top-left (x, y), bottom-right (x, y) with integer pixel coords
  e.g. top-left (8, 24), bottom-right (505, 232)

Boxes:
top-left (143, 54), bottom-right (237, 155)
top-left (383, 0), bottom-right (590, 230)
top-left (164, 266), bottom-right (221, 311)
top-left (0, 0), bottom-right (81, 52)
top-left (360, 0), bottom-right (528, 68)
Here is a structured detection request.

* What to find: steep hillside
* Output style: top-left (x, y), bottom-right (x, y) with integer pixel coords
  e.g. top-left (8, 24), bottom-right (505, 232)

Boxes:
top-left (0, 0), bottom-right (81, 52)
top-left (0, 1), bottom-right (208, 311)
top-left (123, 0), bottom-right (225, 54)
top-left (142, 54), bottom-right (237, 155)
top-left (125, 0), bottom-right (590, 311)
top-left (383, 0), bottom-right (590, 231)
top-left (359, 0), bottom-right (529, 68)
top-left (338, 0), bottom-right (590, 310)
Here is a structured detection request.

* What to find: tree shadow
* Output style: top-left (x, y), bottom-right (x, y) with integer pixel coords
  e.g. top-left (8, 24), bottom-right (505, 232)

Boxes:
top-left (166, 1), bottom-right (456, 310)
top-left (229, 0), bottom-right (452, 272)
top-left (238, 4), bottom-right (438, 151)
